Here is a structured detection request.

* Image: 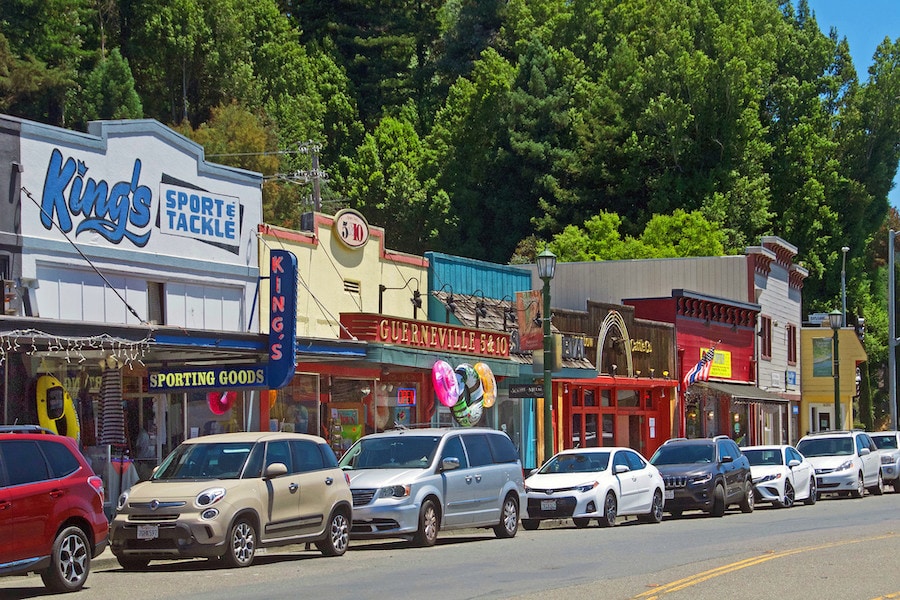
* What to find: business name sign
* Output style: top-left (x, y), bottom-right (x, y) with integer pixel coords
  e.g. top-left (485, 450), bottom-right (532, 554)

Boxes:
top-left (160, 182), bottom-right (240, 245)
top-left (149, 365), bottom-right (267, 391)
top-left (266, 249), bottom-right (298, 388)
top-left (509, 384), bottom-right (544, 398)
top-left (340, 314), bottom-right (510, 359)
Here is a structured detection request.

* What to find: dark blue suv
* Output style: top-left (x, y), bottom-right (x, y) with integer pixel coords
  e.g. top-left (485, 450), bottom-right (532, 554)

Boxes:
top-left (650, 436), bottom-right (754, 517)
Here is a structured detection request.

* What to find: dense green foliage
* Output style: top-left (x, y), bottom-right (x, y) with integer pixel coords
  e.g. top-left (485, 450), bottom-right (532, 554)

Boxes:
top-left (3, 0), bottom-right (900, 420)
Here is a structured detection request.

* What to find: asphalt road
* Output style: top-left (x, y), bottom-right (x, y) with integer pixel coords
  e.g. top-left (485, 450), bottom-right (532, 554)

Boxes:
top-left (3, 490), bottom-right (899, 600)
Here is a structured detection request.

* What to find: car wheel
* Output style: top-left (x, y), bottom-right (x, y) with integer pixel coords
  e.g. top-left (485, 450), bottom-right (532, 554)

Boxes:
top-left (804, 477), bottom-right (818, 505)
top-left (893, 479), bottom-right (900, 493)
top-left (598, 492), bottom-right (617, 527)
top-left (739, 480), bottom-right (754, 513)
top-left (413, 498), bottom-right (439, 547)
top-left (869, 471), bottom-right (884, 496)
top-left (40, 526), bottom-right (91, 593)
top-left (223, 517), bottom-right (257, 568)
top-left (851, 472), bottom-right (865, 498)
top-left (780, 480), bottom-right (795, 508)
top-left (573, 517), bottom-right (591, 529)
top-left (522, 519), bottom-right (541, 531)
top-left (315, 509), bottom-right (350, 556)
top-left (639, 489), bottom-right (664, 524)
top-left (116, 556), bottom-right (150, 571)
top-left (493, 494), bottom-right (519, 539)
top-left (710, 484), bottom-right (726, 517)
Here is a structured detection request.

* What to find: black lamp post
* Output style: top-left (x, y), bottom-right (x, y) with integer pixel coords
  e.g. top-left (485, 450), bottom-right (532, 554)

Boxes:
top-left (536, 248), bottom-right (557, 464)
top-left (828, 309), bottom-right (842, 430)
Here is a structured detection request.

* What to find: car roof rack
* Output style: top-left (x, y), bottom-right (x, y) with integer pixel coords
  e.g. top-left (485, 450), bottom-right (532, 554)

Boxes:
top-left (0, 424), bottom-right (57, 435)
top-left (804, 430), bottom-right (858, 436)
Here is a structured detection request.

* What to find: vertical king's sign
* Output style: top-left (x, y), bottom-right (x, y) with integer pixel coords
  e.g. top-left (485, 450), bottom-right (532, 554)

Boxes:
top-left (266, 250), bottom-right (298, 388)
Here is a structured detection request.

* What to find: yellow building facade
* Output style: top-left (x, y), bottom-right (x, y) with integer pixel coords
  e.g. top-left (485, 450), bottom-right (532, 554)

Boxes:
top-left (800, 325), bottom-right (867, 434)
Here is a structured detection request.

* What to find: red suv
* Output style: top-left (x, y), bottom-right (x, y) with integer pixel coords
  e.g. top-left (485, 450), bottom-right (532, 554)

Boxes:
top-left (0, 425), bottom-right (109, 592)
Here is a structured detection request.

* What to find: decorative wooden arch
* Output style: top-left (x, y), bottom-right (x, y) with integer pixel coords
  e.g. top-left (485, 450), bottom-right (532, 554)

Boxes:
top-left (597, 310), bottom-right (634, 376)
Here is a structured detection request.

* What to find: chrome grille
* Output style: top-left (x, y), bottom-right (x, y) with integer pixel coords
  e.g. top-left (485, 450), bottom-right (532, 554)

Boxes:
top-left (352, 489), bottom-right (377, 507)
top-left (663, 476), bottom-right (687, 488)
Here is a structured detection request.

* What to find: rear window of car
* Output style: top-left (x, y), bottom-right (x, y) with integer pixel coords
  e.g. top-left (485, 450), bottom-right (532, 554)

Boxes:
top-left (462, 434), bottom-right (493, 467)
top-left (486, 433), bottom-right (519, 464)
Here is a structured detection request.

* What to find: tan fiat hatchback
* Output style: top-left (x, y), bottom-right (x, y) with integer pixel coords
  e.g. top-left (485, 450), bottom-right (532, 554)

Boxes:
top-left (109, 431), bottom-right (352, 570)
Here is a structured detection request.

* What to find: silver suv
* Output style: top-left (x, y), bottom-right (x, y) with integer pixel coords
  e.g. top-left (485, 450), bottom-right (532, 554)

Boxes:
top-left (338, 428), bottom-right (524, 546)
top-left (870, 431), bottom-right (900, 492)
top-left (796, 430), bottom-right (884, 498)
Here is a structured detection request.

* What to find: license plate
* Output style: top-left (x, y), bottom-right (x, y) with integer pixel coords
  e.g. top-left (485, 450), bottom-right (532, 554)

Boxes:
top-left (540, 499), bottom-right (557, 511)
top-left (137, 524), bottom-right (158, 540)
top-left (664, 489), bottom-right (674, 500)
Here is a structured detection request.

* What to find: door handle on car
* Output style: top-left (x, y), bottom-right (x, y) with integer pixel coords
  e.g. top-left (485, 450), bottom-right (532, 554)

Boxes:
top-left (325, 477), bottom-right (334, 485)
top-left (0, 501), bottom-right (10, 510)
top-left (289, 483), bottom-right (299, 492)
top-left (49, 489), bottom-right (65, 499)
top-left (465, 476), bottom-right (473, 483)
top-left (474, 475), bottom-right (482, 482)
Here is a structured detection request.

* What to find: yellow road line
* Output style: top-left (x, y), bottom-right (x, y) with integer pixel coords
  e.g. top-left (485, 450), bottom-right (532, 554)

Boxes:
top-left (634, 533), bottom-right (896, 599)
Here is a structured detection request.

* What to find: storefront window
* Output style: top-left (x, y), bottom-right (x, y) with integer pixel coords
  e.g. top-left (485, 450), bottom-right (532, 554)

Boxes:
top-left (584, 389), bottom-right (596, 406)
top-left (585, 414), bottom-right (599, 447)
top-left (601, 389), bottom-right (612, 407)
top-left (272, 374), bottom-right (320, 436)
top-left (617, 389), bottom-right (639, 408)
top-left (602, 414), bottom-right (615, 447)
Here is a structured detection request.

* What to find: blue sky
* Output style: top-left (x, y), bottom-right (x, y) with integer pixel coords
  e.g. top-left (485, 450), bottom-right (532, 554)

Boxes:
top-left (807, 0), bottom-right (900, 210)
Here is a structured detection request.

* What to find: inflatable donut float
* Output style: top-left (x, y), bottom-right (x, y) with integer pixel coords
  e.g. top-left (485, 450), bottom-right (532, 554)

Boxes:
top-left (473, 362), bottom-right (497, 408)
top-left (455, 364), bottom-right (484, 403)
top-left (432, 360), bottom-right (462, 407)
top-left (208, 390), bottom-right (238, 415)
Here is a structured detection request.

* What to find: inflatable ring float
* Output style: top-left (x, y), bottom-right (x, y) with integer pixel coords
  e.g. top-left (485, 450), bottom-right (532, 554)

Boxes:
top-left (432, 360), bottom-right (461, 407)
top-left (474, 362), bottom-right (497, 408)
top-left (36, 374), bottom-right (80, 442)
top-left (208, 390), bottom-right (238, 415)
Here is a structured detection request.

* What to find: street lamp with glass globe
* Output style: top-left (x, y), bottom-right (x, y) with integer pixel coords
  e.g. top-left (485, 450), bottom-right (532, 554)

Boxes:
top-left (828, 309), bottom-right (843, 430)
top-left (536, 248), bottom-right (557, 464)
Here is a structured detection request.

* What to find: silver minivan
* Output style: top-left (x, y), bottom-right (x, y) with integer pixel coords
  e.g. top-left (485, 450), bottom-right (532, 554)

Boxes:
top-left (338, 428), bottom-right (524, 546)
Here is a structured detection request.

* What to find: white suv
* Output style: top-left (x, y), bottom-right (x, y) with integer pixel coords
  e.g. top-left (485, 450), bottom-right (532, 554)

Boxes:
top-left (870, 431), bottom-right (900, 492)
top-left (796, 430), bottom-right (884, 499)
top-left (338, 428), bottom-right (524, 546)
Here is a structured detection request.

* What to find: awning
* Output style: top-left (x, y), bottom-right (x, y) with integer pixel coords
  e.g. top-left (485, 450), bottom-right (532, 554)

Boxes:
top-left (366, 343), bottom-right (520, 378)
top-left (695, 381), bottom-right (788, 403)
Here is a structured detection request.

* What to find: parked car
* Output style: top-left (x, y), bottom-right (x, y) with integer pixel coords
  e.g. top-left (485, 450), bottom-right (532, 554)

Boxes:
top-left (110, 431), bottom-right (352, 569)
top-left (337, 427), bottom-right (524, 546)
top-left (742, 445), bottom-right (817, 508)
top-left (869, 431), bottom-right (900, 492)
top-left (0, 425), bottom-right (109, 593)
top-left (796, 430), bottom-right (883, 498)
top-left (522, 447), bottom-right (665, 529)
top-left (649, 436), bottom-right (754, 517)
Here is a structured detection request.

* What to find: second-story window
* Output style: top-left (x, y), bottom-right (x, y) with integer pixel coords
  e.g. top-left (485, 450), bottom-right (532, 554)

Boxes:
top-left (760, 315), bottom-right (772, 360)
top-left (786, 324), bottom-right (797, 365)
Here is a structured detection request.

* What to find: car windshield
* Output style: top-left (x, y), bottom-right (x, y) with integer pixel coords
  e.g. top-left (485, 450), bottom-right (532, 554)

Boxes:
top-left (871, 435), bottom-right (898, 450)
top-left (796, 437), bottom-right (853, 457)
top-left (743, 449), bottom-right (783, 466)
top-left (338, 436), bottom-right (440, 469)
top-left (650, 444), bottom-right (714, 465)
top-left (539, 452), bottom-right (609, 474)
top-left (152, 442), bottom-right (254, 480)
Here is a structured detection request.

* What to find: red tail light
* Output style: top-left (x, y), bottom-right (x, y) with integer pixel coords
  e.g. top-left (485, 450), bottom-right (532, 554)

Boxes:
top-left (88, 475), bottom-right (105, 502)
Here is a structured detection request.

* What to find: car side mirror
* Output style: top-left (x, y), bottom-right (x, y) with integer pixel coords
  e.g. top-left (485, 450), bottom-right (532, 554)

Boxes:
top-left (264, 462), bottom-right (288, 479)
top-left (859, 448), bottom-right (870, 456)
top-left (528, 468), bottom-right (539, 477)
top-left (614, 464), bottom-right (629, 474)
top-left (441, 457), bottom-right (460, 472)
top-left (721, 455), bottom-right (734, 463)
top-left (787, 459), bottom-right (801, 468)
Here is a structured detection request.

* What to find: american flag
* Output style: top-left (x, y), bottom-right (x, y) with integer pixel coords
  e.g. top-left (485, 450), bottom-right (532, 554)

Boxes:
top-left (682, 344), bottom-right (718, 388)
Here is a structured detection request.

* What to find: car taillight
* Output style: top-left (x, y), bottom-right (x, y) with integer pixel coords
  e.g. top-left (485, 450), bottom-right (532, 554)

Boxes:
top-left (88, 475), bottom-right (105, 501)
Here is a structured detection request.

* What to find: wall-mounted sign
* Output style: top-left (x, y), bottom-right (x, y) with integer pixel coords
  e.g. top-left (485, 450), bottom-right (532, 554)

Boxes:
top-left (267, 249), bottom-right (298, 388)
top-left (160, 181), bottom-right (240, 246)
top-left (509, 383), bottom-right (544, 398)
top-left (333, 208), bottom-right (369, 249)
top-left (561, 335), bottom-right (586, 360)
top-left (149, 365), bottom-right (267, 391)
top-left (340, 313), bottom-right (510, 359)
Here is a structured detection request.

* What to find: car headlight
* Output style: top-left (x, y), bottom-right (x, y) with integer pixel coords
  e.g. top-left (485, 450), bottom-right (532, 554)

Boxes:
top-left (195, 487), bottom-right (226, 507)
top-left (379, 484), bottom-right (411, 498)
top-left (575, 481), bottom-right (599, 493)
top-left (882, 455), bottom-right (895, 465)
top-left (116, 490), bottom-right (129, 511)
top-left (756, 474), bottom-right (781, 484)
top-left (689, 473), bottom-right (712, 485)
top-left (836, 460), bottom-right (855, 472)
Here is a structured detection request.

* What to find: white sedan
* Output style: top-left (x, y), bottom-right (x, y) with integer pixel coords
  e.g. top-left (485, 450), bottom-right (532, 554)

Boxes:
top-left (522, 447), bottom-right (665, 529)
top-left (743, 445), bottom-right (817, 508)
